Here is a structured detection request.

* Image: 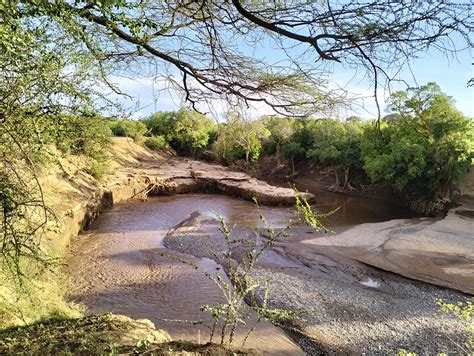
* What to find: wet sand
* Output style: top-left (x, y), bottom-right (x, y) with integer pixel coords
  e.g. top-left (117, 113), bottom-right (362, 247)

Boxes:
top-left (67, 194), bottom-right (470, 354)
top-left (67, 195), bottom-right (302, 354)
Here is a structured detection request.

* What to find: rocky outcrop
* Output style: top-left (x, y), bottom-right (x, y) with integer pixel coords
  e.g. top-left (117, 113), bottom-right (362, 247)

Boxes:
top-left (304, 169), bottom-right (474, 295)
top-left (164, 212), bottom-right (226, 260)
top-left (104, 145), bottom-right (314, 206)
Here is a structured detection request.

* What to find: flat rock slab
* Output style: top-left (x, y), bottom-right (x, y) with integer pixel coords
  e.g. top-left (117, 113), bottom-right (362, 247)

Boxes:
top-left (152, 159), bottom-right (314, 205)
top-left (304, 211), bottom-right (474, 294)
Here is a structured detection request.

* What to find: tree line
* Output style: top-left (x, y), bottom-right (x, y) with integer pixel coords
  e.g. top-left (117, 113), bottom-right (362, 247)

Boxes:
top-left (107, 83), bottom-right (472, 209)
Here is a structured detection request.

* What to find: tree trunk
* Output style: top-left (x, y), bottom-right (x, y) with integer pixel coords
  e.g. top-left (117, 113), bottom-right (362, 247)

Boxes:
top-left (245, 150), bottom-right (249, 163)
top-left (343, 165), bottom-right (355, 191)
top-left (343, 165), bottom-right (350, 190)
top-left (291, 155), bottom-right (295, 175)
top-left (334, 166), bottom-right (340, 188)
top-left (276, 142), bottom-right (281, 165)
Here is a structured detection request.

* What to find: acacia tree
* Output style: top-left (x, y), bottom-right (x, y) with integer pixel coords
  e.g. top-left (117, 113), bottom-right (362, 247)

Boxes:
top-left (0, 5), bottom-right (111, 281)
top-left (281, 141), bottom-right (305, 177)
top-left (6, 1), bottom-right (472, 117)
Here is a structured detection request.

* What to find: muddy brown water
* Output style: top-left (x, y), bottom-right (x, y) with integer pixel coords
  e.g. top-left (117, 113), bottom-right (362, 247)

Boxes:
top-left (67, 192), bottom-right (416, 353)
top-left (276, 176), bottom-right (419, 226)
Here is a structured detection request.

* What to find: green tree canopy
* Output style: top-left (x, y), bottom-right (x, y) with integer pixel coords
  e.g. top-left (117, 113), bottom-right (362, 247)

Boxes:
top-left (307, 119), bottom-right (363, 190)
top-left (361, 84), bottom-right (473, 202)
top-left (214, 114), bottom-right (270, 163)
top-left (143, 109), bottom-right (216, 156)
top-left (264, 116), bottom-right (299, 164)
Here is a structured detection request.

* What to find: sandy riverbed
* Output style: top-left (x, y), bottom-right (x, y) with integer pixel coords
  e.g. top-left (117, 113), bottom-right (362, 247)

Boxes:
top-left (68, 194), bottom-right (472, 355)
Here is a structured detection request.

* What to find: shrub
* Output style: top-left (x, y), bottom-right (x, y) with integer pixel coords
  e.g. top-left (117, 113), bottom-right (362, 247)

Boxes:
top-left (144, 136), bottom-right (168, 151)
top-left (85, 158), bottom-right (108, 181)
top-left (143, 109), bottom-right (216, 156)
top-left (53, 115), bottom-right (112, 158)
top-left (109, 119), bottom-right (147, 142)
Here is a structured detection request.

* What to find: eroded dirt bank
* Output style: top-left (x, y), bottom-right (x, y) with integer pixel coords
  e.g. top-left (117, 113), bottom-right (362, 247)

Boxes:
top-left (104, 137), bottom-right (314, 206)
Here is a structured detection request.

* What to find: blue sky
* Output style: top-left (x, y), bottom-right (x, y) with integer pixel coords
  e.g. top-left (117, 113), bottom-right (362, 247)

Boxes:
top-left (110, 35), bottom-right (473, 121)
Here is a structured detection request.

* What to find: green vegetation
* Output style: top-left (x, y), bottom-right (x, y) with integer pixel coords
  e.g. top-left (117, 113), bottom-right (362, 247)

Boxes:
top-left (306, 119), bottom-right (363, 191)
top-left (361, 83), bottom-right (473, 212)
top-left (214, 114), bottom-right (270, 164)
top-left (0, 1), bottom-right (113, 329)
top-left (264, 117), bottom-right (299, 164)
top-left (123, 84), bottom-right (472, 213)
top-left (0, 314), bottom-right (166, 355)
top-left (1, 0), bottom-right (472, 351)
top-left (0, 313), bottom-right (254, 355)
top-left (400, 300), bottom-right (474, 355)
top-left (144, 136), bottom-right (168, 151)
top-left (205, 83), bottom-right (473, 212)
top-left (143, 109), bottom-right (217, 156)
top-left (108, 119), bottom-right (147, 143)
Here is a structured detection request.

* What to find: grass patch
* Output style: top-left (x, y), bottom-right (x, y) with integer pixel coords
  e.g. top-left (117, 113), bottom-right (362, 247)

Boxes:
top-left (0, 314), bottom-right (258, 355)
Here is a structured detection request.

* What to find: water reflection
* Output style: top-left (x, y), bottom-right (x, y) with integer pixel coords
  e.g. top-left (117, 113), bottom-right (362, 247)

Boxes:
top-left (268, 178), bottom-right (418, 227)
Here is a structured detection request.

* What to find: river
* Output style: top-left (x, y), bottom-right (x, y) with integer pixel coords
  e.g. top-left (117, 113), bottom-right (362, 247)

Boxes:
top-left (67, 191), bottom-right (463, 354)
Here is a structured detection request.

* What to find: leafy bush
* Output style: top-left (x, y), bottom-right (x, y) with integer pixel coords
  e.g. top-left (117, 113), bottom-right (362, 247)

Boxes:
top-left (144, 136), bottom-right (168, 151)
top-left (143, 109), bottom-right (216, 156)
top-left (49, 115), bottom-right (112, 158)
top-left (306, 119), bottom-right (363, 190)
top-left (361, 83), bottom-right (473, 202)
top-left (109, 119), bottom-right (147, 142)
top-left (85, 156), bottom-right (108, 181)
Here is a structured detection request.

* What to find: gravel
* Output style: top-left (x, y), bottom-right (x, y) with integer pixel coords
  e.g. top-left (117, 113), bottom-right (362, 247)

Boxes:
top-left (251, 268), bottom-right (472, 355)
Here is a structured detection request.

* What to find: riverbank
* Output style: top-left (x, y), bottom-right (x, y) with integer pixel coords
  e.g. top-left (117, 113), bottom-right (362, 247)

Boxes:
top-left (303, 169), bottom-right (474, 295)
top-left (1, 137), bottom-right (311, 352)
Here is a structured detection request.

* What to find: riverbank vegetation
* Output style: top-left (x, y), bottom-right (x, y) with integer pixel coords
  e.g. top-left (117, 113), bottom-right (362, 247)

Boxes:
top-left (0, 313), bottom-right (256, 354)
top-left (130, 83), bottom-right (472, 214)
